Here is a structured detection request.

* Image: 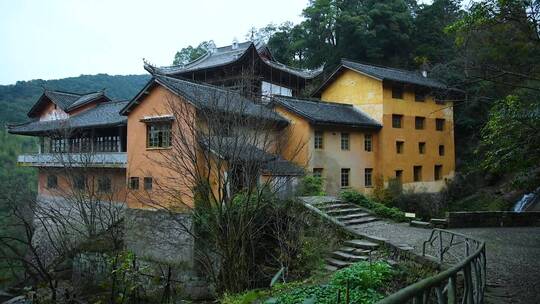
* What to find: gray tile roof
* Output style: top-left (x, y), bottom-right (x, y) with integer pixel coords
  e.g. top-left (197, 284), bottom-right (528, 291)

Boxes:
top-left (28, 90), bottom-right (110, 117)
top-left (145, 41), bottom-right (322, 79)
top-left (9, 101), bottom-right (128, 135)
top-left (341, 59), bottom-right (447, 88)
top-left (272, 96), bottom-right (381, 129)
top-left (122, 75), bottom-right (288, 125)
top-left (199, 136), bottom-right (304, 176)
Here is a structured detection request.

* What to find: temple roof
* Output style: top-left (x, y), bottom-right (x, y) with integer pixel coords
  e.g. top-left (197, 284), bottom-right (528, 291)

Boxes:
top-left (122, 75), bottom-right (288, 125)
top-left (28, 90), bottom-right (110, 117)
top-left (144, 41), bottom-right (322, 80)
top-left (313, 59), bottom-right (449, 96)
top-left (272, 96), bottom-right (381, 129)
top-left (9, 101), bottom-right (128, 135)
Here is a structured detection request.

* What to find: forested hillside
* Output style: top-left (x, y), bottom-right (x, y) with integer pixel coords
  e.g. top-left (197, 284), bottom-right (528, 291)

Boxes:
top-left (0, 74), bottom-right (150, 124)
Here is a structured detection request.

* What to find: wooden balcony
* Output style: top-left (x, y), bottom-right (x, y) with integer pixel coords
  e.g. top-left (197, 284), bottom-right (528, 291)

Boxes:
top-left (17, 152), bottom-right (127, 168)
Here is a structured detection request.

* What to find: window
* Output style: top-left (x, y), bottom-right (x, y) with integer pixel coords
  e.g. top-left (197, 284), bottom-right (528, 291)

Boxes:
top-left (392, 114), bottom-right (403, 128)
top-left (73, 174), bottom-right (86, 190)
top-left (129, 177), bottom-right (139, 190)
top-left (364, 134), bottom-right (373, 152)
top-left (314, 131), bottom-right (324, 149)
top-left (418, 142), bottom-right (426, 154)
top-left (313, 168), bottom-right (323, 178)
top-left (436, 118), bottom-right (445, 131)
top-left (47, 175), bottom-right (58, 189)
top-left (341, 168), bottom-right (350, 188)
top-left (396, 141), bottom-right (404, 154)
top-left (98, 176), bottom-right (111, 192)
top-left (439, 145), bottom-right (445, 156)
top-left (395, 170), bottom-right (403, 183)
top-left (413, 166), bottom-right (422, 182)
top-left (364, 168), bottom-right (373, 187)
top-left (144, 177), bottom-right (153, 190)
top-left (435, 94), bottom-right (446, 105)
top-left (434, 165), bottom-right (443, 181)
top-left (147, 122), bottom-right (172, 148)
top-left (415, 116), bottom-right (425, 130)
top-left (340, 133), bottom-right (350, 150)
top-left (415, 91), bottom-right (426, 102)
top-left (392, 85), bottom-right (404, 99)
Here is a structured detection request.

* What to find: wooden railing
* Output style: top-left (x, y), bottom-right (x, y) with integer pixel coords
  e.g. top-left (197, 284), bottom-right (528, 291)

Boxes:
top-left (378, 229), bottom-right (486, 304)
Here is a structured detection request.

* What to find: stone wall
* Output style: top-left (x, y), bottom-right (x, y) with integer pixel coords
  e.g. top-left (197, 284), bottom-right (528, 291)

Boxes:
top-left (447, 211), bottom-right (540, 228)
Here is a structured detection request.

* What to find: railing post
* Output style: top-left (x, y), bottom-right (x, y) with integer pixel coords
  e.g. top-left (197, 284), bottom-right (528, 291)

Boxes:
top-left (447, 275), bottom-right (456, 304)
top-left (438, 230), bottom-right (443, 263)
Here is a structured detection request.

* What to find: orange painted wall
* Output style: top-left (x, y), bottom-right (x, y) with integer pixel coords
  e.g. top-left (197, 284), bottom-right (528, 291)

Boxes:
top-left (126, 86), bottom-right (196, 209)
top-left (38, 167), bottom-right (127, 202)
top-left (274, 106), bottom-right (311, 167)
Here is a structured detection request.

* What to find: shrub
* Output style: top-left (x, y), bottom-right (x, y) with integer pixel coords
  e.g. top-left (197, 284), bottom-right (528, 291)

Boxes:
top-left (297, 176), bottom-right (325, 196)
top-left (340, 190), bottom-right (407, 222)
top-left (391, 192), bottom-right (446, 220)
top-left (330, 261), bottom-right (392, 290)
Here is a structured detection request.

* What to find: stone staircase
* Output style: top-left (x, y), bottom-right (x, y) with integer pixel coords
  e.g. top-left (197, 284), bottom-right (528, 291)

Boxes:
top-left (325, 239), bottom-right (380, 271)
top-left (304, 196), bottom-right (381, 227)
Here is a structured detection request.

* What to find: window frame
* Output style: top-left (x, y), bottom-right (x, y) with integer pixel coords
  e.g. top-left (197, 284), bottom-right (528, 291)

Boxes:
top-left (439, 144), bottom-right (445, 156)
top-left (364, 168), bottom-right (373, 187)
top-left (340, 168), bottom-right (350, 188)
top-left (144, 177), bottom-right (153, 191)
top-left (415, 91), bottom-right (426, 102)
top-left (418, 142), bottom-right (426, 154)
top-left (415, 116), bottom-right (425, 130)
top-left (129, 177), bottom-right (140, 190)
top-left (413, 166), bottom-right (422, 182)
top-left (435, 118), bottom-right (445, 131)
top-left (395, 170), bottom-right (403, 183)
top-left (98, 176), bottom-right (112, 193)
top-left (396, 141), bottom-right (404, 154)
top-left (314, 130), bottom-right (324, 150)
top-left (47, 174), bottom-right (58, 189)
top-left (340, 132), bottom-right (350, 150)
top-left (392, 114), bottom-right (403, 128)
top-left (434, 165), bottom-right (443, 181)
top-left (392, 85), bottom-right (404, 99)
top-left (146, 122), bottom-right (172, 149)
top-left (73, 174), bottom-right (86, 191)
top-left (364, 134), bottom-right (373, 152)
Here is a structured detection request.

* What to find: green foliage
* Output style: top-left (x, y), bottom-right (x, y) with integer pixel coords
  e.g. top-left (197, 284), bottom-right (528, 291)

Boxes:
top-left (340, 189), bottom-right (407, 222)
top-left (173, 40), bottom-right (213, 65)
top-left (267, 261), bottom-right (391, 304)
top-left (297, 176), bottom-right (325, 196)
top-left (450, 191), bottom-right (511, 212)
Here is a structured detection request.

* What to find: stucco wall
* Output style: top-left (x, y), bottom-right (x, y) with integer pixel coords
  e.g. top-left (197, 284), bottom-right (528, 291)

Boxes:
top-left (126, 86), bottom-right (196, 209)
top-left (320, 69), bottom-right (456, 193)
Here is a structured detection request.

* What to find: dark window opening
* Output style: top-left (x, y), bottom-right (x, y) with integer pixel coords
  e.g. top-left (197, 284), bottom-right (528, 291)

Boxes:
top-left (314, 131), bottom-right (324, 149)
top-left (419, 142), bottom-right (426, 154)
top-left (415, 91), bottom-right (426, 102)
top-left (144, 177), bottom-right (153, 190)
top-left (98, 176), bottom-right (111, 192)
top-left (392, 114), bottom-right (403, 128)
top-left (415, 116), bottom-right (425, 130)
top-left (47, 175), bottom-right (58, 189)
top-left (392, 85), bottom-right (404, 99)
top-left (364, 134), bottom-right (373, 152)
top-left (341, 168), bottom-right (350, 188)
top-left (129, 177), bottom-right (139, 190)
top-left (364, 168), bottom-right (373, 187)
top-left (73, 174), bottom-right (86, 190)
top-left (435, 165), bottom-right (443, 180)
top-left (396, 141), bottom-right (404, 154)
top-left (313, 168), bottom-right (323, 178)
top-left (147, 122), bottom-right (172, 148)
top-left (436, 118), bottom-right (445, 131)
top-left (395, 170), bottom-right (403, 183)
top-left (341, 133), bottom-right (350, 150)
top-left (439, 145), bottom-right (445, 156)
top-left (413, 166), bottom-right (422, 182)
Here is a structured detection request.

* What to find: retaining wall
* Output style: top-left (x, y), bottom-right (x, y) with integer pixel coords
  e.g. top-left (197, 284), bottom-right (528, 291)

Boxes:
top-left (447, 211), bottom-right (540, 228)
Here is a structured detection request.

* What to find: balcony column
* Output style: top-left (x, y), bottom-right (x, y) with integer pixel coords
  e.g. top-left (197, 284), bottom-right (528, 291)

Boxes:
top-left (38, 137), bottom-right (43, 154)
top-left (118, 126), bottom-right (123, 152)
top-left (91, 129), bottom-right (95, 153)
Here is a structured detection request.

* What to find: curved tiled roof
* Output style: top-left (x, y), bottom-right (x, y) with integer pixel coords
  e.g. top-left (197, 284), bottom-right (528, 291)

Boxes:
top-left (28, 90), bottom-right (110, 117)
top-left (145, 41), bottom-right (322, 79)
top-left (9, 101), bottom-right (128, 135)
top-left (122, 75), bottom-right (288, 125)
top-left (272, 96), bottom-right (381, 129)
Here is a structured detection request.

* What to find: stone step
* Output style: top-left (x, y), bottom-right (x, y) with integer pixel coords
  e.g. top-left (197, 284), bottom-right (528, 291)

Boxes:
top-left (342, 217), bottom-right (380, 226)
top-left (344, 239), bottom-right (379, 250)
top-left (335, 213), bottom-right (370, 220)
top-left (318, 203), bottom-right (354, 210)
top-left (325, 258), bottom-right (351, 269)
top-left (331, 250), bottom-right (369, 262)
top-left (410, 220), bottom-right (432, 229)
top-left (324, 264), bottom-right (338, 272)
top-left (338, 246), bottom-right (372, 255)
top-left (326, 208), bottom-right (364, 215)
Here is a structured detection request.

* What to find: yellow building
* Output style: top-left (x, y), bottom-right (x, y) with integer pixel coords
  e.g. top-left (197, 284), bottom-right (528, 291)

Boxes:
top-left (275, 59), bottom-right (456, 194)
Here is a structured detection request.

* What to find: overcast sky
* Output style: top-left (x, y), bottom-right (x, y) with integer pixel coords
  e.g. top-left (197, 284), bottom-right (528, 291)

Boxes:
top-left (0, 0), bottom-right (308, 85)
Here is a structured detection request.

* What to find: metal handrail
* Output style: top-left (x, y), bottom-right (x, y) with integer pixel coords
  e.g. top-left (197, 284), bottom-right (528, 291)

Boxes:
top-left (378, 229), bottom-right (487, 304)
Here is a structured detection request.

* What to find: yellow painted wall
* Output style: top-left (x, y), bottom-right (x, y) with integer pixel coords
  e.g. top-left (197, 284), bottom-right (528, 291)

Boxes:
top-left (320, 68), bottom-right (455, 192)
top-left (321, 69), bottom-right (384, 122)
